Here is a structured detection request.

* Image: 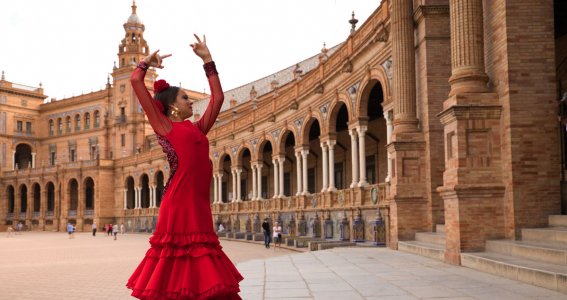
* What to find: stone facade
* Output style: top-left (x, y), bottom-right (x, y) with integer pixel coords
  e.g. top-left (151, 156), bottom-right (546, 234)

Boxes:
top-left (1, 1), bottom-right (566, 266)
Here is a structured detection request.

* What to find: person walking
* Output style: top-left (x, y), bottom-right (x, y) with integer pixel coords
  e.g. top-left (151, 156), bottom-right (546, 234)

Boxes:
top-left (126, 34), bottom-right (242, 299)
top-left (272, 221), bottom-right (282, 251)
top-left (67, 223), bottom-right (74, 239)
top-left (262, 218), bottom-right (271, 249)
top-left (107, 224), bottom-right (113, 237)
top-left (113, 224), bottom-right (119, 240)
top-left (120, 223), bottom-right (125, 234)
top-left (92, 222), bottom-right (97, 237)
top-left (6, 226), bottom-right (14, 238)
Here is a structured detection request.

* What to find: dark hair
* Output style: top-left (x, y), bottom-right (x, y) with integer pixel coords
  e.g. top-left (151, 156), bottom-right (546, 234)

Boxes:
top-left (154, 86), bottom-right (180, 115)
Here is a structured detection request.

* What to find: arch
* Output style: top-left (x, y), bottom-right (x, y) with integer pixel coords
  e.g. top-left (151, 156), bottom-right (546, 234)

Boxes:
top-left (68, 179), bottom-right (79, 212)
top-left (19, 184), bottom-right (28, 213)
top-left (126, 176), bottom-right (135, 209)
top-left (46, 182), bottom-right (55, 212)
top-left (220, 154), bottom-right (233, 203)
top-left (301, 117), bottom-right (323, 146)
top-left (14, 143), bottom-right (32, 169)
top-left (327, 98), bottom-right (352, 135)
top-left (277, 127), bottom-right (298, 154)
top-left (84, 112), bottom-right (91, 129)
top-left (236, 146), bottom-right (253, 165)
top-left (74, 114), bottom-right (81, 132)
top-left (140, 173), bottom-right (150, 208)
top-left (356, 67), bottom-right (391, 119)
top-left (217, 152), bottom-right (232, 170)
top-left (48, 119), bottom-right (54, 135)
top-left (94, 110), bottom-right (101, 128)
top-left (6, 185), bottom-right (15, 214)
top-left (32, 182), bottom-right (40, 213)
top-left (155, 171), bottom-right (164, 207)
top-left (257, 138), bottom-right (274, 157)
top-left (84, 177), bottom-right (95, 210)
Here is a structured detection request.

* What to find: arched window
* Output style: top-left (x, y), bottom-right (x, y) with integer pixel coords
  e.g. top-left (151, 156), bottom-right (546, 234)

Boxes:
top-left (94, 111), bottom-right (100, 128)
top-left (66, 116), bottom-right (71, 133)
top-left (84, 112), bottom-right (90, 129)
top-left (58, 118), bottom-right (63, 135)
top-left (49, 120), bottom-right (54, 136)
top-left (75, 114), bottom-right (80, 132)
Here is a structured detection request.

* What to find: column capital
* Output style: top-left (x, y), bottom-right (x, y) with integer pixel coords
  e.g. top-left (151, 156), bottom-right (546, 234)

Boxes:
top-left (357, 125), bottom-right (368, 134)
top-left (326, 140), bottom-right (336, 148)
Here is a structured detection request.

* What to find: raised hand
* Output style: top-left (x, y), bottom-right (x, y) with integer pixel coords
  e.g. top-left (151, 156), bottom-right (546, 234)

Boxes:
top-left (143, 50), bottom-right (172, 69)
top-left (190, 34), bottom-right (213, 63)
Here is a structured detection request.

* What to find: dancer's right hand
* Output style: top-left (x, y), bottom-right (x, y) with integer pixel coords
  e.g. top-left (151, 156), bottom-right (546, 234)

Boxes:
top-left (143, 50), bottom-right (172, 69)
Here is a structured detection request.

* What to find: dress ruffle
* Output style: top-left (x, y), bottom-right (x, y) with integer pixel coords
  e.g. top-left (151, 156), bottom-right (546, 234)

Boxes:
top-left (127, 232), bottom-right (243, 300)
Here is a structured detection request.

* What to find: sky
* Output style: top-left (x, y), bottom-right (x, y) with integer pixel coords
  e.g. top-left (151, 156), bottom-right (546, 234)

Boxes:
top-left (1, 0), bottom-right (380, 100)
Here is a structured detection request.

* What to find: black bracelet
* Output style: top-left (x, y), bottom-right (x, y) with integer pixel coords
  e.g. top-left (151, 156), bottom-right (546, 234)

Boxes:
top-left (137, 61), bottom-right (149, 71)
top-left (203, 61), bottom-right (218, 78)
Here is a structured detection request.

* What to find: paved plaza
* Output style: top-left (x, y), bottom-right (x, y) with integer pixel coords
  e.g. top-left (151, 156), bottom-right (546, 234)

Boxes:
top-left (1, 232), bottom-right (565, 299)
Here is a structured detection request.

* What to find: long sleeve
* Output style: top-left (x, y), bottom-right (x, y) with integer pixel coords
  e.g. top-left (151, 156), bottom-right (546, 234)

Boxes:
top-left (195, 62), bottom-right (224, 135)
top-left (130, 66), bottom-right (172, 136)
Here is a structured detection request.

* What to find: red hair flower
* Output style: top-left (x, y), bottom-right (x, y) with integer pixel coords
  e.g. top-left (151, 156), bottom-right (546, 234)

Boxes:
top-left (154, 79), bottom-right (170, 94)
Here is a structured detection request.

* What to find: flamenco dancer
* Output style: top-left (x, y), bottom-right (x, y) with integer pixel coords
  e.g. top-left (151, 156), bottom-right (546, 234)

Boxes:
top-left (127, 34), bottom-right (243, 299)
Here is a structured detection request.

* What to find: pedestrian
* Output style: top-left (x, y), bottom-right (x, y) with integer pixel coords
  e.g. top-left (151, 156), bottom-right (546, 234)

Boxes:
top-left (16, 222), bottom-right (23, 235)
top-left (126, 34), bottom-right (242, 299)
top-left (92, 221), bottom-right (97, 237)
top-left (6, 225), bottom-right (14, 237)
top-left (107, 223), bottom-right (112, 236)
top-left (113, 224), bottom-right (119, 240)
top-left (120, 223), bottom-right (125, 234)
top-left (217, 223), bottom-right (225, 233)
top-left (273, 221), bottom-right (282, 251)
top-left (67, 222), bottom-right (74, 239)
top-left (262, 218), bottom-right (271, 249)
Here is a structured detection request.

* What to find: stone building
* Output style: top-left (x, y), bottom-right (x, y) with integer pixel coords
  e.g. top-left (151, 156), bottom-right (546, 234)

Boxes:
top-left (1, 0), bottom-right (567, 279)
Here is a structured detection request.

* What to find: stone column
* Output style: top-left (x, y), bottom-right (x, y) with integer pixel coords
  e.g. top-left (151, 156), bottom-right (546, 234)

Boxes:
top-left (448, 0), bottom-right (488, 96)
top-left (12, 150), bottom-right (15, 170)
top-left (278, 157), bottom-right (285, 197)
top-left (31, 152), bottom-right (36, 168)
top-left (123, 188), bottom-right (127, 209)
top-left (384, 111), bottom-right (393, 182)
top-left (251, 164), bottom-right (257, 200)
top-left (357, 126), bottom-right (368, 187)
top-left (349, 129), bottom-right (359, 188)
top-left (213, 174), bottom-right (218, 203)
top-left (236, 168), bottom-right (242, 202)
top-left (295, 151), bottom-right (302, 195)
top-left (321, 142), bottom-right (328, 192)
top-left (301, 150), bottom-right (309, 195)
top-left (218, 173), bottom-right (223, 203)
top-left (257, 164), bottom-right (263, 199)
top-left (135, 187), bottom-right (140, 209)
top-left (392, 0), bottom-right (418, 134)
top-left (231, 169), bottom-right (237, 202)
top-left (272, 158), bottom-right (279, 198)
top-left (327, 140), bottom-right (336, 191)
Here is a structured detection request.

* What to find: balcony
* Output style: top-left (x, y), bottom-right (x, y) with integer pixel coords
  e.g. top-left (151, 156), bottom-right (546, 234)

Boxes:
top-left (68, 210), bottom-right (77, 217)
top-left (32, 212), bottom-right (40, 219)
top-left (45, 211), bottom-right (54, 218)
top-left (84, 209), bottom-right (94, 216)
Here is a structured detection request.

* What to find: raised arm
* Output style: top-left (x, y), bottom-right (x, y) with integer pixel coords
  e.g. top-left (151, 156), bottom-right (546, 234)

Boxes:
top-left (196, 62), bottom-right (224, 134)
top-left (130, 52), bottom-right (172, 136)
top-left (190, 34), bottom-right (225, 135)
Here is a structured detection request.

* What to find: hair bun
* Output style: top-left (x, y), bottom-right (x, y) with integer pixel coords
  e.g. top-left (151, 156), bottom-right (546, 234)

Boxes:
top-left (154, 79), bottom-right (170, 94)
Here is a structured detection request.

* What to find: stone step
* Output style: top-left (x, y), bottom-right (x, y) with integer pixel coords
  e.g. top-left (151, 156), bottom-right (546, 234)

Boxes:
top-left (398, 241), bottom-right (445, 261)
top-left (549, 215), bottom-right (567, 227)
top-left (415, 232), bottom-right (446, 245)
top-left (486, 240), bottom-right (567, 265)
top-left (461, 252), bottom-right (567, 293)
top-left (522, 227), bottom-right (567, 244)
top-left (435, 224), bottom-right (445, 234)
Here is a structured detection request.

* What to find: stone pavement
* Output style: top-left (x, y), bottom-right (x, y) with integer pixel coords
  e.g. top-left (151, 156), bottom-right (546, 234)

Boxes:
top-left (1, 232), bottom-right (565, 299)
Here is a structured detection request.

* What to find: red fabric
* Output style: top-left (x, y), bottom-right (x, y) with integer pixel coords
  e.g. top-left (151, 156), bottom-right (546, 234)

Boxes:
top-left (128, 65), bottom-right (240, 299)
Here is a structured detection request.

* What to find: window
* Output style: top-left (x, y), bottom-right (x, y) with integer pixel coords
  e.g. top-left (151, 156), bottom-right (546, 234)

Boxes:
top-left (308, 168), bottom-right (316, 193)
top-left (70, 149), bottom-right (76, 162)
top-left (84, 113), bottom-right (90, 129)
top-left (50, 151), bottom-right (56, 166)
top-left (58, 118), bottom-right (63, 134)
top-left (16, 121), bottom-right (22, 133)
top-left (94, 111), bottom-right (100, 128)
top-left (335, 162), bottom-right (344, 190)
top-left (49, 120), bottom-right (54, 136)
top-left (25, 122), bottom-right (32, 134)
top-left (121, 134), bottom-right (126, 147)
top-left (75, 115), bottom-right (80, 132)
top-left (66, 117), bottom-right (71, 133)
top-left (366, 155), bottom-right (376, 185)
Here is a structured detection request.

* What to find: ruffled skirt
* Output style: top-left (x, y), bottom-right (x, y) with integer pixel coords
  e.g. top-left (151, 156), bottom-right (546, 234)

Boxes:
top-left (127, 232), bottom-right (243, 299)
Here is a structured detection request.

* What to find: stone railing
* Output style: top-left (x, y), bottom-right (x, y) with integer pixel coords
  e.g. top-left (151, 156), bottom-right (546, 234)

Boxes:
top-left (84, 209), bottom-right (94, 216)
top-left (68, 210), bottom-right (77, 217)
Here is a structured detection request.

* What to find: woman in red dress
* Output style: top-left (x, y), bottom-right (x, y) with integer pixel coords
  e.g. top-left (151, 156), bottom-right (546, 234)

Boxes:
top-left (126, 34), bottom-right (243, 299)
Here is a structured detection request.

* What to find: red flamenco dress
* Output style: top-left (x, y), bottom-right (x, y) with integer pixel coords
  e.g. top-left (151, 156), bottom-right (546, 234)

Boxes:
top-left (127, 61), bottom-right (243, 299)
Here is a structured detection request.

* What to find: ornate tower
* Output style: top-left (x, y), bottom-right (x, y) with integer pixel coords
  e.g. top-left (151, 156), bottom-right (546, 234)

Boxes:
top-left (110, 1), bottom-right (155, 159)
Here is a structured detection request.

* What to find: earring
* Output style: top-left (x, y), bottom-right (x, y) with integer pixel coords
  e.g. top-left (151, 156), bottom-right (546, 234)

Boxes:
top-left (170, 106), bottom-right (180, 118)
